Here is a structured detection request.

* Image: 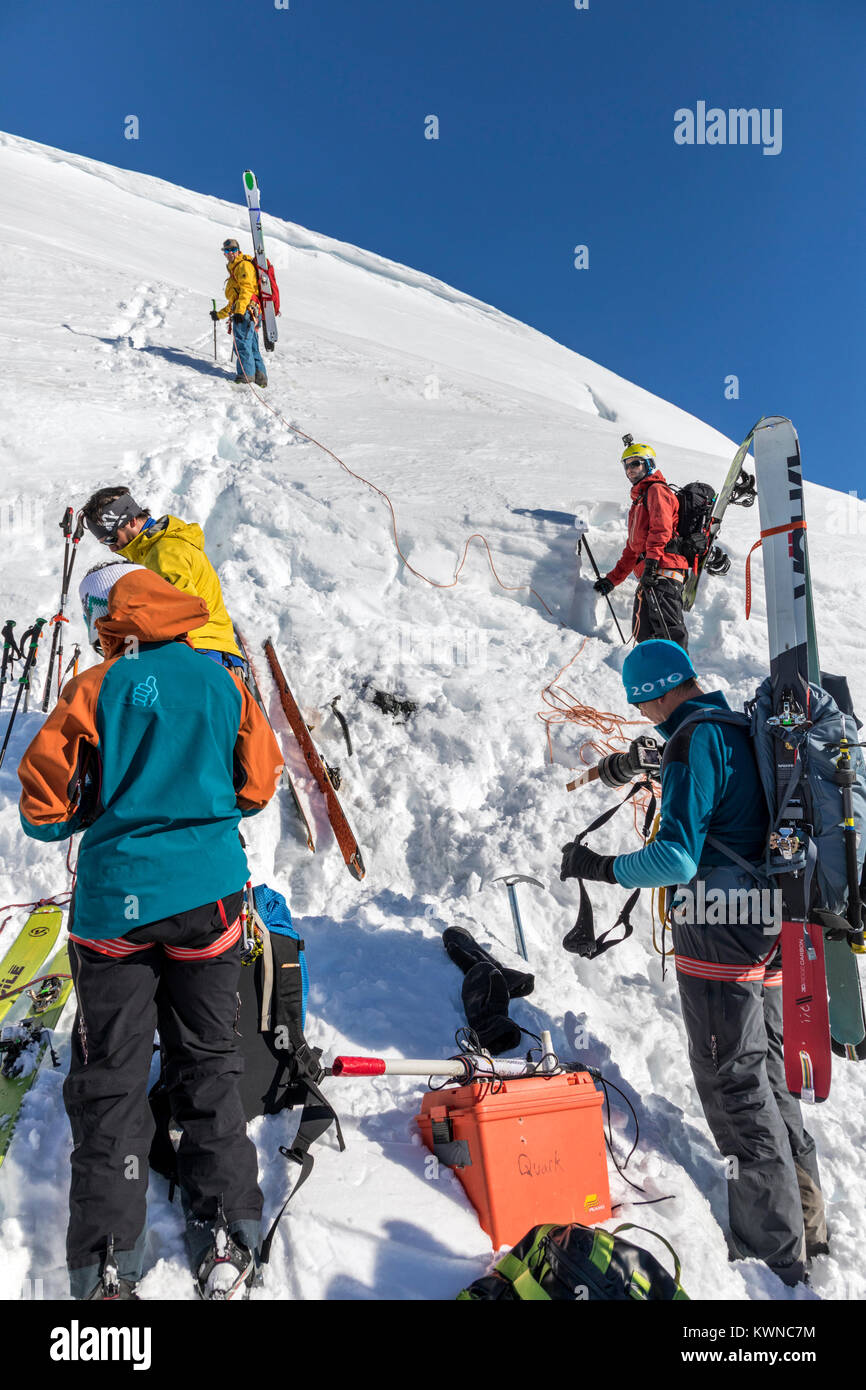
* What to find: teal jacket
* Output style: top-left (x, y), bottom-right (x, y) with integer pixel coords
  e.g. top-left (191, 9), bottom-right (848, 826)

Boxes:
top-left (614, 691), bottom-right (768, 890)
top-left (18, 570), bottom-right (282, 939)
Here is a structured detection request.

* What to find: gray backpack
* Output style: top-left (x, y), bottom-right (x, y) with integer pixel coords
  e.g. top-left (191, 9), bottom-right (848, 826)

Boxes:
top-left (672, 672), bottom-right (866, 920)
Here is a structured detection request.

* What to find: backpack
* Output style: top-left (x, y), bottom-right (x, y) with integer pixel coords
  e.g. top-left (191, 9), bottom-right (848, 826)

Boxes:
top-left (671, 673), bottom-right (866, 923)
top-left (564, 675), bottom-right (866, 961)
top-left (247, 254), bottom-right (280, 316)
top-left (457, 1222), bottom-right (689, 1301)
top-left (148, 883), bottom-right (343, 1262)
top-left (639, 476), bottom-right (716, 565)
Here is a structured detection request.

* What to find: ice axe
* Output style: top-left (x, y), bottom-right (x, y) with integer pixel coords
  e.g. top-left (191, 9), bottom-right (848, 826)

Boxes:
top-left (492, 874), bottom-right (544, 962)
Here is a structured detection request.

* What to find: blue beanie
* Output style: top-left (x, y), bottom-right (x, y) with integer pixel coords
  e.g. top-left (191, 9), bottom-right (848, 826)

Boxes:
top-left (622, 640), bottom-right (697, 706)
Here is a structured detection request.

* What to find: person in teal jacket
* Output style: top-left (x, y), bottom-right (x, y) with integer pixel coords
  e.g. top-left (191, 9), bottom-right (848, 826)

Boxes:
top-left (18, 568), bottom-right (283, 1299)
top-left (559, 640), bottom-right (827, 1288)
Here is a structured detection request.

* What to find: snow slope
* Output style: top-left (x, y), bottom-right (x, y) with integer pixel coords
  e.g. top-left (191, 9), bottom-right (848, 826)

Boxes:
top-left (0, 131), bottom-right (864, 1302)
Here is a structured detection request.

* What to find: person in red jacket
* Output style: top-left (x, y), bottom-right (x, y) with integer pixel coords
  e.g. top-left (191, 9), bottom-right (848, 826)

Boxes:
top-left (593, 441), bottom-right (690, 649)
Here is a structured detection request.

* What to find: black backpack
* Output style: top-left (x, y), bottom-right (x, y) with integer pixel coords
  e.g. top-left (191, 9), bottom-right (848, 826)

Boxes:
top-left (148, 884), bottom-right (343, 1263)
top-left (458, 1222), bottom-right (689, 1301)
top-left (643, 477), bottom-right (717, 563)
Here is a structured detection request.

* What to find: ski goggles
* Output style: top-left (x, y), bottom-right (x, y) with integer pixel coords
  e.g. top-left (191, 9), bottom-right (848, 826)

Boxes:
top-left (623, 458), bottom-right (650, 472)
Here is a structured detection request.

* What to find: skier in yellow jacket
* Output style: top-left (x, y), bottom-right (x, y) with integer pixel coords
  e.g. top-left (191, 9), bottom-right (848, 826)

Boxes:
top-left (80, 486), bottom-right (243, 669)
top-left (209, 238), bottom-right (268, 389)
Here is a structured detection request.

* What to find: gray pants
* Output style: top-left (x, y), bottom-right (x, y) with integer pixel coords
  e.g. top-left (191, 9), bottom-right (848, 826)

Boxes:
top-left (673, 893), bottom-right (826, 1282)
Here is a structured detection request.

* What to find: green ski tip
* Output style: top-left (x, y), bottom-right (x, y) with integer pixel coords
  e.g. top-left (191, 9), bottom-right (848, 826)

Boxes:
top-left (243, 171), bottom-right (255, 190)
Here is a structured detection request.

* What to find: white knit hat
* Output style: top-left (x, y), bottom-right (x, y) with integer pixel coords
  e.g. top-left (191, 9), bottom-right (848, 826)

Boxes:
top-left (79, 560), bottom-right (147, 650)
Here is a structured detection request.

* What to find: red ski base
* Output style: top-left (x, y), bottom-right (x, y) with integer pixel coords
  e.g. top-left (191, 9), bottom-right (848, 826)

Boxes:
top-left (781, 918), bottom-right (831, 1103)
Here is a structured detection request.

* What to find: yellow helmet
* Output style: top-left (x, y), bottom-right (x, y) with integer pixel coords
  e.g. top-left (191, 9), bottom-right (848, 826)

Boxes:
top-left (621, 442), bottom-right (657, 474)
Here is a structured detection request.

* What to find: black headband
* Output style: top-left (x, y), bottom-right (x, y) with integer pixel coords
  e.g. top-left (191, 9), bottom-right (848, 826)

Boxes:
top-left (85, 492), bottom-right (142, 543)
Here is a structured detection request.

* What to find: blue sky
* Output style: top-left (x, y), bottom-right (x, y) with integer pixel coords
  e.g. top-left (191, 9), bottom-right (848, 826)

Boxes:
top-left (2, 0), bottom-right (864, 494)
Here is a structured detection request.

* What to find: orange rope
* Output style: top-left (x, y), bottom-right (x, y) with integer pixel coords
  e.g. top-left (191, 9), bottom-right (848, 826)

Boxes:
top-left (229, 326), bottom-right (559, 618)
top-left (229, 323), bottom-right (653, 834)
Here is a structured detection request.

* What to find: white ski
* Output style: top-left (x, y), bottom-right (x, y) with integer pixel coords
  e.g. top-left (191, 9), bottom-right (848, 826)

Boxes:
top-left (242, 170), bottom-right (278, 352)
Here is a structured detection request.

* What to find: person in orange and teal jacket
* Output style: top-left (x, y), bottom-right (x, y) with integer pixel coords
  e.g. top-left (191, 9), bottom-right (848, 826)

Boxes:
top-left (209, 237), bottom-right (268, 388)
top-left (592, 441), bottom-right (690, 649)
top-left (18, 566), bottom-right (283, 1300)
top-left (80, 484), bottom-right (244, 673)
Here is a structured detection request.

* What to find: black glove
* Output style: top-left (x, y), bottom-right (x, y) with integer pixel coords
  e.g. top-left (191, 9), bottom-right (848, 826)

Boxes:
top-left (639, 558), bottom-right (659, 588)
top-left (560, 841), bottom-right (618, 883)
top-left (209, 309), bottom-right (220, 322)
top-left (594, 576), bottom-right (615, 597)
top-left (232, 312), bottom-right (245, 324)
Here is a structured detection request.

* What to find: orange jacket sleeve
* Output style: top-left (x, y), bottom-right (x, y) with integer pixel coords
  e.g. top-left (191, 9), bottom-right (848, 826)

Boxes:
top-left (642, 480), bottom-right (680, 565)
top-left (235, 683), bottom-right (284, 814)
top-left (18, 669), bottom-right (102, 840)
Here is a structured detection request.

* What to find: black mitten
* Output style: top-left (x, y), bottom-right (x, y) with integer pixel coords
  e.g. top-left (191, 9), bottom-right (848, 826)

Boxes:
top-left (461, 962), bottom-right (522, 1056)
top-left (443, 925), bottom-right (534, 998)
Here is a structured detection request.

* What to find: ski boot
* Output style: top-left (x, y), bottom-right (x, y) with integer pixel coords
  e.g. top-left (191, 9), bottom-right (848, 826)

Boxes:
top-left (254, 370), bottom-right (268, 388)
top-left (194, 1202), bottom-right (256, 1301)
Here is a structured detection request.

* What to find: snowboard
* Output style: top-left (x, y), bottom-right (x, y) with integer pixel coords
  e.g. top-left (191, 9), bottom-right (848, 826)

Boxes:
top-left (0, 905), bottom-right (63, 1024)
top-left (263, 639), bottom-right (366, 880)
top-left (682, 419), bottom-right (760, 612)
top-left (242, 170), bottom-right (278, 352)
top-left (234, 627), bottom-right (315, 853)
top-left (752, 415), bottom-right (865, 1094)
top-left (0, 944), bottom-right (73, 1168)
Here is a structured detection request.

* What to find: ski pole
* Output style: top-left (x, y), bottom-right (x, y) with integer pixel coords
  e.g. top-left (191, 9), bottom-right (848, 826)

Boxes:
top-left (645, 583), bottom-right (673, 642)
top-left (492, 874), bottom-right (543, 961)
top-left (0, 621), bottom-right (22, 706)
top-left (0, 619), bottom-right (46, 771)
top-left (580, 534), bottom-right (627, 644)
top-left (331, 1053), bottom-right (552, 1080)
top-left (212, 299), bottom-right (218, 360)
top-left (42, 509), bottom-right (85, 712)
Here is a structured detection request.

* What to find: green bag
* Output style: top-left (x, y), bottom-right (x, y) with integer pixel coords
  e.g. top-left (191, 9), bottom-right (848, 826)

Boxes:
top-left (457, 1222), bottom-right (689, 1301)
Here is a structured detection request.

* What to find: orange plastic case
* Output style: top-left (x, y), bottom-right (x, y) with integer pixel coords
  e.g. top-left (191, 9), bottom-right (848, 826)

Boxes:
top-left (416, 1071), bottom-right (611, 1249)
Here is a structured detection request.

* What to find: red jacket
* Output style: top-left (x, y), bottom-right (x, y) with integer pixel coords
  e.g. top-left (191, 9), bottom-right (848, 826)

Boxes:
top-left (607, 472), bottom-right (688, 586)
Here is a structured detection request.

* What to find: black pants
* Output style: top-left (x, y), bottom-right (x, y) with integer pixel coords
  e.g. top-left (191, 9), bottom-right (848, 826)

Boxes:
top-left (64, 892), bottom-right (262, 1281)
top-left (673, 906), bottom-right (825, 1280)
top-left (632, 577), bottom-right (688, 649)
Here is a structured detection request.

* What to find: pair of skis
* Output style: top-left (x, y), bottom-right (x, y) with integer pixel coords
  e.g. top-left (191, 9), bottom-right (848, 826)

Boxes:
top-left (235, 629), bottom-right (365, 881)
top-left (751, 417), bottom-right (864, 1102)
top-left (0, 904), bottom-right (73, 1167)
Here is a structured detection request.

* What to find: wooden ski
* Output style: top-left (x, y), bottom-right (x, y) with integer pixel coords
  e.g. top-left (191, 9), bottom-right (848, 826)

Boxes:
top-left (263, 639), bottom-right (366, 881)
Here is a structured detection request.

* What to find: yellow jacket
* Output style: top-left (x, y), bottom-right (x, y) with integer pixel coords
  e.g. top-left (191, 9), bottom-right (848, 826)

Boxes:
top-left (119, 516), bottom-right (241, 657)
top-left (215, 255), bottom-right (259, 319)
